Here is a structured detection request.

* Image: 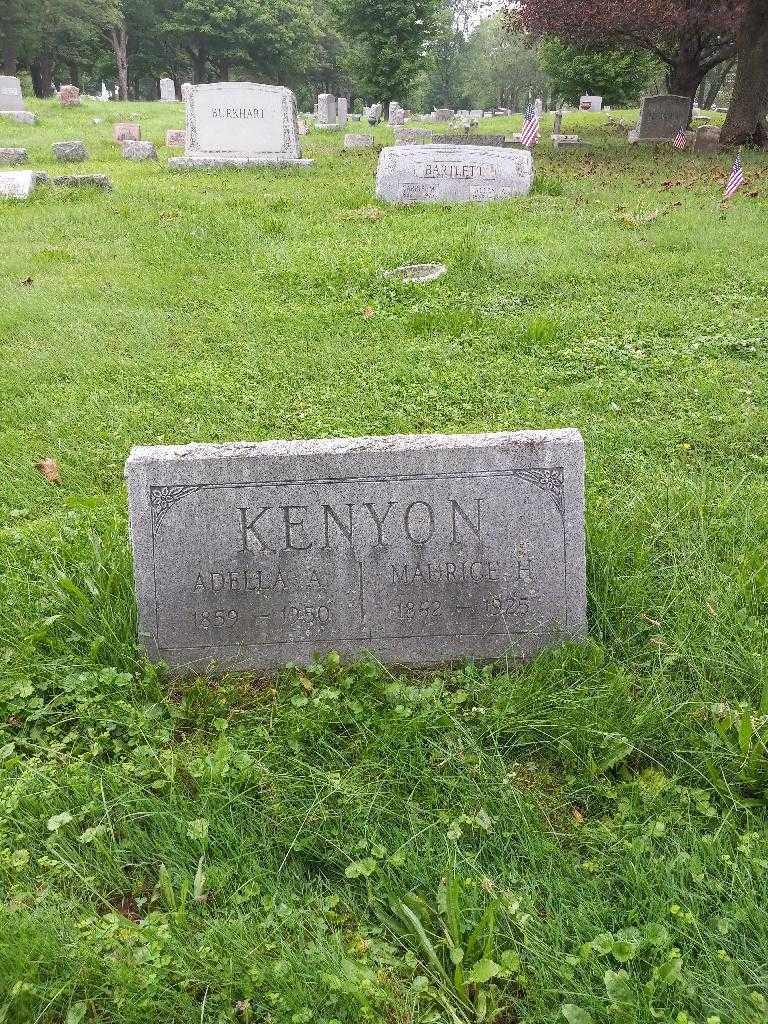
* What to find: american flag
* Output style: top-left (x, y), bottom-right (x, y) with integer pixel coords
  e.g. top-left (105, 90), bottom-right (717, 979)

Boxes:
top-left (673, 126), bottom-right (687, 150)
top-left (724, 153), bottom-right (745, 199)
top-left (520, 98), bottom-right (540, 148)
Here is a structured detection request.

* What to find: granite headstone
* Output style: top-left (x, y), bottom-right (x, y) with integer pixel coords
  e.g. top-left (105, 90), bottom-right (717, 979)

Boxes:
top-left (126, 429), bottom-right (586, 674)
top-left (376, 144), bottom-right (533, 204)
top-left (160, 77), bottom-right (176, 102)
top-left (0, 75), bottom-right (24, 112)
top-left (630, 95), bottom-right (691, 142)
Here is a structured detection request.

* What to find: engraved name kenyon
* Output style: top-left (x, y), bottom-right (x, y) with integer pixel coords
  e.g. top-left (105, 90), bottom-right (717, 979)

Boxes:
top-left (126, 431), bottom-right (586, 672)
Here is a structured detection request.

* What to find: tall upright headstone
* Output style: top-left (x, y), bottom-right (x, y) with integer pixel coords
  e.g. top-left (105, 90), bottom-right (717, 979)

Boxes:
top-left (160, 77), bottom-right (176, 102)
top-left (169, 81), bottom-right (312, 169)
top-left (0, 75), bottom-right (24, 112)
top-left (125, 429), bottom-right (586, 675)
top-left (337, 96), bottom-right (348, 127)
top-left (316, 93), bottom-right (337, 127)
top-left (629, 95), bottom-right (691, 143)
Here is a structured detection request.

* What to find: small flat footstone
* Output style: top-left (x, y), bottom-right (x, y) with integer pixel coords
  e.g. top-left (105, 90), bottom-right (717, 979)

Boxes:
top-left (344, 133), bottom-right (374, 149)
top-left (125, 428), bottom-right (586, 675)
top-left (0, 147), bottom-right (27, 165)
top-left (165, 129), bottom-right (185, 147)
top-left (113, 122), bottom-right (141, 142)
top-left (0, 110), bottom-right (36, 125)
top-left (376, 144), bottom-right (533, 204)
top-left (52, 173), bottom-right (112, 190)
top-left (122, 140), bottom-right (158, 161)
top-left (52, 140), bottom-right (87, 162)
top-left (384, 263), bottom-right (447, 283)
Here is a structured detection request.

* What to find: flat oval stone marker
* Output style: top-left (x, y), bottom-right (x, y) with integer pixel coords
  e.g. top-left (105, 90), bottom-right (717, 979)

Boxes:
top-left (125, 429), bottom-right (586, 675)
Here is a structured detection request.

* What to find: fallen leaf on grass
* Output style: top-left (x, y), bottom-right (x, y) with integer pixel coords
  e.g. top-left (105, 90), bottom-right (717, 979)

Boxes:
top-left (35, 458), bottom-right (62, 485)
top-left (339, 205), bottom-right (383, 221)
top-left (615, 208), bottom-right (662, 228)
top-left (571, 806), bottom-right (585, 824)
top-left (362, 306), bottom-right (375, 318)
top-left (20, 276), bottom-right (33, 286)
top-left (641, 613), bottom-right (662, 628)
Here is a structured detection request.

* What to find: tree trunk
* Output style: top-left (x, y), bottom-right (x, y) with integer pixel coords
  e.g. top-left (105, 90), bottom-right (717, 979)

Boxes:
top-left (721, 0), bottom-right (768, 147)
top-left (665, 31), bottom-right (707, 100)
top-left (219, 59), bottom-right (230, 81)
top-left (106, 22), bottom-right (128, 100)
top-left (31, 56), bottom-right (55, 97)
top-left (2, 44), bottom-right (17, 75)
top-left (189, 45), bottom-right (208, 83)
top-left (67, 63), bottom-right (79, 88)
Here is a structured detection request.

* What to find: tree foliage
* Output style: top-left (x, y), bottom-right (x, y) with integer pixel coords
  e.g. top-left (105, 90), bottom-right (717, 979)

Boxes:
top-left (538, 38), bottom-right (662, 106)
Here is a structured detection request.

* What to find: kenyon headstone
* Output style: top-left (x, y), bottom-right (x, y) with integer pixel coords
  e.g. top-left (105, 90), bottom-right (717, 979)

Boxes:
top-left (433, 108), bottom-right (454, 122)
top-left (160, 77), bottom-right (176, 102)
top-left (126, 429), bottom-right (586, 674)
top-left (169, 82), bottom-right (311, 168)
top-left (376, 144), bottom-right (533, 204)
top-left (630, 95), bottom-right (691, 143)
top-left (0, 75), bottom-right (24, 111)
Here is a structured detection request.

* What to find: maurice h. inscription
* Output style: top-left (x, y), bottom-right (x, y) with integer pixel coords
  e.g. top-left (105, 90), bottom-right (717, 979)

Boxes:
top-left (126, 430), bottom-right (586, 673)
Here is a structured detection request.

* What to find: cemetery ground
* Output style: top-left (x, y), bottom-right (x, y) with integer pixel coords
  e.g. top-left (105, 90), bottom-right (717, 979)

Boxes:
top-left (2, 98), bottom-right (768, 1024)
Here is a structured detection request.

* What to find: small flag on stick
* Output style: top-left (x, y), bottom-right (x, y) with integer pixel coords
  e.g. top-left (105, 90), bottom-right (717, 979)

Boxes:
top-left (521, 98), bottom-right (540, 148)
top-left (723, 153), bottom-right (745, 199)
top-left (673, 126), bottom-right (687, 150)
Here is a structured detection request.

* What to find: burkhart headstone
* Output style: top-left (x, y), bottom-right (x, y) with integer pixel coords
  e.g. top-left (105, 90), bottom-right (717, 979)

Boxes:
top-left (629, 95), bottom-right (691, 143)
top-left (126, 429), bottom-right (586, 674)
top-left (376, 144), bottom-right (533, 204)
top-left (160, 77), bottom-right (176, 102)
top-left (169, 82), bottom-right (312, 168)
top-left (0, 75), bottom-right (24, 111)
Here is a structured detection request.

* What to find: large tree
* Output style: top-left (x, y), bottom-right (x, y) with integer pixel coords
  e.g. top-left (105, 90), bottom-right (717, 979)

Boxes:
top-left (538, 38), bottom-right (662, 107)
top-left (721, 0), bottom-right (768, 146)
top-left (331, 0), bottom-right (442, 104)
top-left (514, 0), bottom-right (739, 100)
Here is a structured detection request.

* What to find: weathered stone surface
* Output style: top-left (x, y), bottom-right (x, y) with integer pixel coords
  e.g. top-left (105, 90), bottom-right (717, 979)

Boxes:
top-left (52, 173), bottom-right (112, 190)
top-left (0, 147), bottom-right (27, 165)
top-left (432, 108), bottom-right (454, 122)
top-left (181, 82), bottom-right (192, 100)
top-left (52, 140), bottom-right (87, 162)
top-left (0, 110), bottom-right (35, 125)
top-left (579, 95), bottom-right (602, 112)
top-left (126, 428), bottom-right (586, 675)
top-left (337, 97), bottom-right (348, 126)
top-left (0, 170), bottom-right (44, 198)
top-left (316, 93), bottom-right (336, 125)
top-left (122, 140), bottom-right (158, 161)
top-left (344, 132), bottom-right (374, 149)
top-left (60, 84), bottom-right (80, 107)
top-left (0, 75), bottom-right (24, 111)
top-left (165, 129), bottom-right (185, 147)
top-left (631, 95), bottom-right (691, 142)
top-left (469, 109), bottom-right (484, 120)
top-left (376, 144), bottom-right (533, 204)
top-left (694, 125), bottom-right (721, 153)
top-left (437, 134), bottom-right (508, 147)
top-left (160, 77), bottom-right (176, 102)
top-left (394, 127), bottom-right (433, 145)
top-left (114, 122), bottom-right (141, 142)
top-left (168, 81), bottom-right (312, 168)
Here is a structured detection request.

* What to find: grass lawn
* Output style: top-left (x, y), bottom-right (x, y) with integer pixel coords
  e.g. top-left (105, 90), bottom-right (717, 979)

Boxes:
top-left (2, 98), bottom-right (768, 1024)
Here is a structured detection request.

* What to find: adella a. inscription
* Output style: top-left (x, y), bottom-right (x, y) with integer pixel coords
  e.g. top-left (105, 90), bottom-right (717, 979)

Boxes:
top-left (127, 431), bottom-right (585, 673)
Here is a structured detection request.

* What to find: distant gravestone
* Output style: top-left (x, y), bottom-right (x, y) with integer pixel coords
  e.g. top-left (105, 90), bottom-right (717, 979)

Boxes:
top-left (534, 97), bottom-right (543, 117)
top-left (0, 170), bottom-right (44, 198)
top-left (165, 129), bottom-right (185, 147)
top-left (630, 95), bottom-right (691, 143)
top-left (437, 134), bottom-right (508, 147)
top-left (432, 108), bottom-right (454, 122)
top-left (0, 147), bottom-right (27, 165)
top-left (181, 82), bottom-right (192, 101)
top-left (60, 85), bottom-right (80, 107)
top-left (114, 123), bottom-right (141, 142)
top-left (337, 97), bottom-right (349, 126)
top-left (169, 82), bottom-right (311, 169)
top-left (694, 125), bottom-right (721, 153)
top-left (344, 132), bottom-right (374, 149)
top-left (316, 93), bottom-right (337, 127)
top-left (0, 110), bottom-right (35, 125)
top-left (160, 77), bottom-right (176, 102)
top-left (52, 140), bottom-right (87, 162)
top-left (388, 101), bottom-right (401, 122)
top-left (376, 144), bottom-right (533, 204)
top-left (394, 127), bottom-right (433, 145)
top-left (389, 107), bottom-right (405, 126)
top-left (122, 140), bottom-right (158, 161)
top-left (52, 173), bottom-right (112, 190)
top-left (579, 95), bottom-right (602, 112)
top-left (553, 110), bottom-right (563, 134)
top-left (0, 75), bottom-right (24, 112)
top-left (469, 109), bottom-right (483, 121)
top-left (125, 429), bottom-right (586, 674)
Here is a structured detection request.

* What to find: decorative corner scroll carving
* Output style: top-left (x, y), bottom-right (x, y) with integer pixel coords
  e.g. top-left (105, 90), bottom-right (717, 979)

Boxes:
top-left (150, 485), bottom-right (203, 528)
top-left (513, 468), bottom-right (564, 516)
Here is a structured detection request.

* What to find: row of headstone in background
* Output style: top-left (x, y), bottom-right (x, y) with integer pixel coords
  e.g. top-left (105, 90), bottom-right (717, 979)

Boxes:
top-left (316, 93), bottom-right (348, 129)
top-left (125, 428), bottom-right (586, 675)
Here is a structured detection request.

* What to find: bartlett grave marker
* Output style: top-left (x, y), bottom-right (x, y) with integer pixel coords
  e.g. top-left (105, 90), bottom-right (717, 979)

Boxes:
top-left (376, 143), bottom-right (533, 204)
top-left (126, 429), bottom-right (586, 674)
